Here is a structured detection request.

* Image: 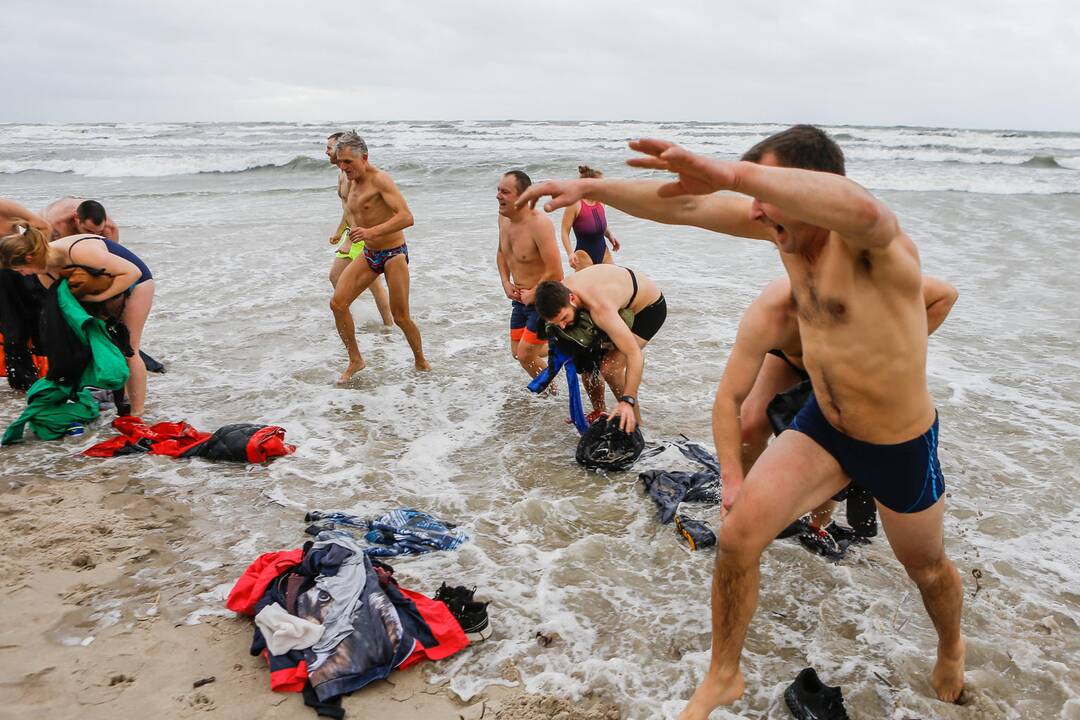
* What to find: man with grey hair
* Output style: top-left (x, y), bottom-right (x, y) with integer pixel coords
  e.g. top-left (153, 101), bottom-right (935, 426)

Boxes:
top-left (330, 133), bottom-right (429, 381)
top-left (325, 131), bottom-right (392, 326)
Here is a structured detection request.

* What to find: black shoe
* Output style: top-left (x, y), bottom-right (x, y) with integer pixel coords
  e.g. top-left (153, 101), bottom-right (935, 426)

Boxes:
top-left (778, 517), bottom-right (810, 540)
top-left (798, 525), bottom-right (850, 562)
top-left (784, 667), bottom-right (849, 720)
top-left (675, 514), bottom-right (716, 550)
top-left (434, 583), bottom-right (492, 642)
top-left (824, 522), bottom-right (871, 546)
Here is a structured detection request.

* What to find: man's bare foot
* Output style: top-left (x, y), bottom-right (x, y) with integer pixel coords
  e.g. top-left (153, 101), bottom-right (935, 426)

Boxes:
top-left (677, 670), bottom-right (745, 720)
top-left (415, 357), bottom-right (431, 371)
top-left (336, 358), bottom-right (366, 384)
top-left (932, 637), bottom-right (966, 703)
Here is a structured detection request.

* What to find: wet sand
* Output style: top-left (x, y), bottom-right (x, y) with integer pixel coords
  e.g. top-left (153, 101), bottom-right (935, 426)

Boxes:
top-left (0, 472), bottom-right (620, 720)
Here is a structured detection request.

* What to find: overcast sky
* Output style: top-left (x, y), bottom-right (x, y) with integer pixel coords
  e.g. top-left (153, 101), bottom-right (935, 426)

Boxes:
top-left (6, 0), bottom-right (1078, 130)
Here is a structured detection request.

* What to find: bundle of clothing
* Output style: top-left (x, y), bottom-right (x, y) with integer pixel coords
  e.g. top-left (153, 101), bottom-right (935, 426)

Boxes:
top-left (0, 268), bottom-right (48, 392)
top-left (84, 416), bottom-right (295, 462)
top-left (226, 532), bottom-right (469, 718)
top-left (638, 441), bottom-right (721, 550)
top-left (305, 509), bottom-right (470, 558)
top-left (576, 415), bottom-right (645, 471)
top-left (2, 279), bottom-right (129, 444)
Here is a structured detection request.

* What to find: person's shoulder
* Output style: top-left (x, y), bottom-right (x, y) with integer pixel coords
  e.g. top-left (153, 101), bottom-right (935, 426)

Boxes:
top-left (528, 208), bottom-right (555, 231)
top-left (756, 277), bottom-right (794, 313)
top-left (741, 285), bottom-right (792, 342)
top-left (371, 167), bottom-right (400, 189)
top-left (43, 197), bottom-right (76, 215)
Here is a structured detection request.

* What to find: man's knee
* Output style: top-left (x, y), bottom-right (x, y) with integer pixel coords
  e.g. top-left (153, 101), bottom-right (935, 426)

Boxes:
top-left (740, 406), bottom-right (772, 447)
top-left (901, 551), bottom-right (953, 587)
top-left (716, 520), bottom-right (765, 568)
top-left (330, 296), bottom-right (350, 314)
top-left (517, 343), bottom-right (543, 364)
top-left (390, 306), bottom-right (411, 325)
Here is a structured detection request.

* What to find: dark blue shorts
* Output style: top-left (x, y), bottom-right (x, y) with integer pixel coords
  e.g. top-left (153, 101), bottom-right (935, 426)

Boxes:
top-left (510, 301), bottom-right (544, 345)
top-left (788, 394), bottom-right (945, 513)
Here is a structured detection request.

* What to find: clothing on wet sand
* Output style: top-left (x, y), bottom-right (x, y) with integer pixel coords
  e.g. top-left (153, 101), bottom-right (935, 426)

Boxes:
top-left (304, 509), bottom-right (470, 558)
top-left (638, 441), bottom-right (720, 524)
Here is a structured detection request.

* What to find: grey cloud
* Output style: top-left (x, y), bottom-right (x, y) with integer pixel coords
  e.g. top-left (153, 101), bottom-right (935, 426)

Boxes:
top-left (4, 0), bottom-right (1078, 129)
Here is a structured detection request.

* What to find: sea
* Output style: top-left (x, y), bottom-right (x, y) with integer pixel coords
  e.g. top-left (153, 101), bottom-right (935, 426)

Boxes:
top-left (1, 121), bottom-right (1077, 719)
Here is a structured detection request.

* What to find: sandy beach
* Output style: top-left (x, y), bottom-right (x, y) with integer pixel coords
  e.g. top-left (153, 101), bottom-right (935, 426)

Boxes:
top-left (0, 470), bottom-right (621, 720)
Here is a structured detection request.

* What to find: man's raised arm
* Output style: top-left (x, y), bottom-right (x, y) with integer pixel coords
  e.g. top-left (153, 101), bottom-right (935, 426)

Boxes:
top-left (626, 138), bottom-right (899, 251)
top-left (518, 177), bottom-right (769, 241)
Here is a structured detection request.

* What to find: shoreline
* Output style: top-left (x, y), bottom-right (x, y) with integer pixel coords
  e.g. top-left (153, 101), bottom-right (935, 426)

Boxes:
top-left (0, 469), bottom-right (620, 720)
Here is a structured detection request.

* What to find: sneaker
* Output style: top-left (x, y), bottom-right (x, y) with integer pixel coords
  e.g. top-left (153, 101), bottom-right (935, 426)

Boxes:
top-left (434, 584), bottom-right (492, 642)
top-left (784, 667), bottom-right (850, 720)
top-left (674, 514), bottom-right (716, 551)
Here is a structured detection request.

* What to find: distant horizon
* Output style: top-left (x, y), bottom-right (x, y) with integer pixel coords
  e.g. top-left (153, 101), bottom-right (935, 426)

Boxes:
top-left (1, 118), bottom-right (1076, 135)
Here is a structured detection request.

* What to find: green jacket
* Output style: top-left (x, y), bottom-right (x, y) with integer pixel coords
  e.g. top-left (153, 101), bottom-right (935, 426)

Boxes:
top-left (2, 281), bottom-right (129, 444)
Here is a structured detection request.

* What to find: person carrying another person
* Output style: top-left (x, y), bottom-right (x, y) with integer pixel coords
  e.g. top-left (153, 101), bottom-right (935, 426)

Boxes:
top-left (43, 198), bottom-right (120, 242)
top-left (716, 274), bottom-right (958, 541)
top-left (532, 264), bottom-right (666, 434)
top-left (519, 124), bottom-right (966, 717)
top-left (330, 132), bottom-right (429, 381)
top-left (325, 132), bottom-right (392, 326)
top-left (560, 165), bottom-right (620, 270)
top-left (496, 170), bottom-right (563, 380)
top-left (0, 222), bottom-right (154, 416)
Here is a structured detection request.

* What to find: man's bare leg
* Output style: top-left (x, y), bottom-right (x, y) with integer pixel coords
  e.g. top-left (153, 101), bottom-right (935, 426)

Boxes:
top-left (382, 255), bottom-right (430, 370)
top-left (582, 369), bottom-right (607, 415)
top-left (739, 354), bottom-right (802, 470)
top-left (369, 275), bottom-right (393, 326)
top-left (679, 431), bottom-right (848, 719)
top-left (329, 256), bottom-right (350, 288)
top-left (331, 257), bottom-right (392, 326)
top-left (330, 259), bottom-right (378, 382)
top-left (877, 499), bottom-right (966, 703)
top-left (516, 340), bottom-right (547, 378)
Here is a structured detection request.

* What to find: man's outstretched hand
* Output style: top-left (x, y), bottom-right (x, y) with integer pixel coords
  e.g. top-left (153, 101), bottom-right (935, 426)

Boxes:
top-left (516, 179), bottom-right (593, 213)
top-left (627, 138), bottom-right (739, 197)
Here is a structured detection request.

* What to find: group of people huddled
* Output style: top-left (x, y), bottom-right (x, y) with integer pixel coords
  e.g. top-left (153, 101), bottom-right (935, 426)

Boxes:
top-left (0, 198), bottom-right (153, 416)
top-left (4, 124), bottom-right (968, 717)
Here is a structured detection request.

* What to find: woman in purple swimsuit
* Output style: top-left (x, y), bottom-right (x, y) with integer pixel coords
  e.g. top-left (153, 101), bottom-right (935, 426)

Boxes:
top-left (560, 165), bottom-right (620, 270)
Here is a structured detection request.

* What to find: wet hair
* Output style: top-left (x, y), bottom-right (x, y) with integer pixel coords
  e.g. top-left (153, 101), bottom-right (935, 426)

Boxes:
top-left (0, 219), bottom-right (50, 269)
top-left (741, 124), bottom-right (846, 176)
top-left (76, 199), bottom-right (107, 225)
top-left (335, 131), bottom-right (368, 158)
top-left (503, 170), bottom-right (531, 194)
top-left (327, 131), bottom-right (345, 142)
top-left (577, 165), bottom-right (602, 179)
top-left (534, 280), bottom-right (572, 319)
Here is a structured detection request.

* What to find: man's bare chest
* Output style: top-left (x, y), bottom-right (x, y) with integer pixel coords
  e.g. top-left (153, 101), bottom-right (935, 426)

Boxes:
top-left (346, 186), bottom-right (387, 219)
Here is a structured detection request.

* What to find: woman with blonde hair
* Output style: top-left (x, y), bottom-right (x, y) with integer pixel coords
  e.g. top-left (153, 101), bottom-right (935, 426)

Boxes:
top-left (0, 222), bottom-right (155, 416)
top-left (560, 165), bottom-right (620, 270)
